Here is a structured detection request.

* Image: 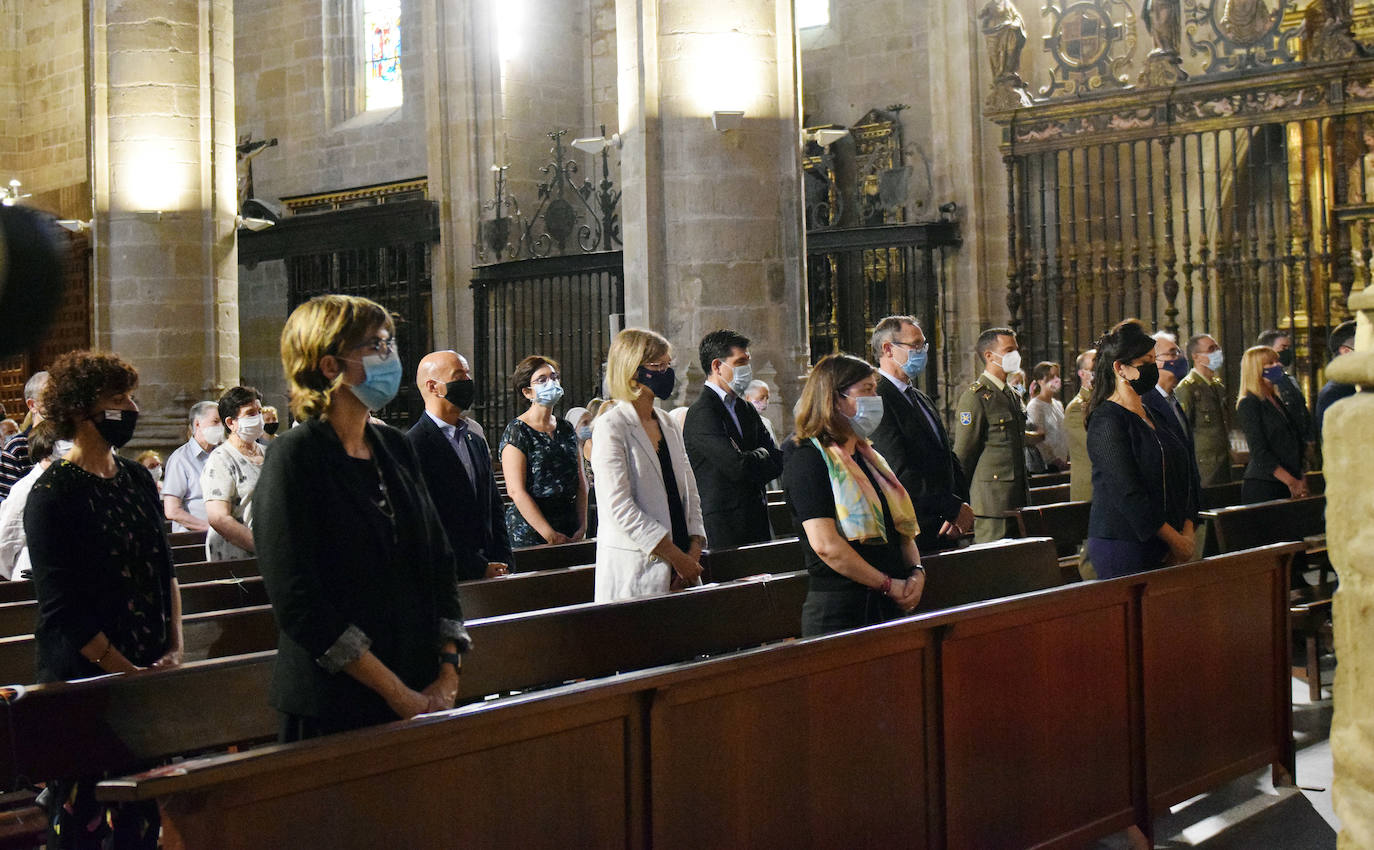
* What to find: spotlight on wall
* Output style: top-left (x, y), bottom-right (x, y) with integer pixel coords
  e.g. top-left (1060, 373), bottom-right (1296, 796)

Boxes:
top-left (55, 219), bottom-right (92, 233)
top-left (571, 132), bottom-right (622, 155)
top-left (235, 214), bottom-right (276, 232)
top-left (1, 179), bottom-right (31, 207)
top-left (711, 110), bottom-right (745, 133)
top-left (803, 128), bottom-right (850, 148)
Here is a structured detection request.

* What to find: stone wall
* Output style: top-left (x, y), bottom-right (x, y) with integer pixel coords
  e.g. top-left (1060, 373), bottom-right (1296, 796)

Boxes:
top-left (0, 0), bottom-right (87, 207)
top-left (237, 259), bottom-right (291, 413)
top-left (234, 0), bottom-right (428, 201)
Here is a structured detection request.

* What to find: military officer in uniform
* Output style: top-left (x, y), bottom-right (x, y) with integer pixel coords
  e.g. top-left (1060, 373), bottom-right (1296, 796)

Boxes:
top-left (1176, 333), bottom-right (1233, 486)
top-left (954, 327), bottom-right (1039, 543)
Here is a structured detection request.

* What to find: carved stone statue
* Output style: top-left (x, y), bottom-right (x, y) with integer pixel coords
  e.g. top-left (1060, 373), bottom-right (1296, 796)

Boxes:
top-left (1311, 0), bottom-right (1359, 62)
top-left (979, 0), bottom-right (1033, 109)
top-left (1218, 0), bottom-right (1277, 46)
top-left (1143, 0), bottom-right (1182, 56)
top-left (1139, 0), bottom-right (1188, 86)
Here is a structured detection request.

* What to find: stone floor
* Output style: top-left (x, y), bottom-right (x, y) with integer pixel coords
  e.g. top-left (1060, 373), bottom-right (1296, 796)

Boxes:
top-left (1095, 660), bottom-right (1338, 849)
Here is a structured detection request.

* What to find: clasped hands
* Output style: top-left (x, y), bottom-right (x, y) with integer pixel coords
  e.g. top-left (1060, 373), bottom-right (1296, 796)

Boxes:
top-left (886, 570), bottom-right (925, 613)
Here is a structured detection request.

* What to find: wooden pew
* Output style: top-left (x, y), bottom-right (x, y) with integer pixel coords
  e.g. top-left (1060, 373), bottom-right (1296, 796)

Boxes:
top-left (167, 531), bottom-right (206, 548)
top-left (171, 544), bottom-right (206, 565)
top-left (1014, 500), bottom-right (1091, 581)
top-left (1028, 483), bottom-right (1071, 505)
top-left (702, 537), bottom-right (802, 582)
top-left (1029, 470), bottom-right (1070, 487)
top-left (767, 500), bottom-right (793, 536)
top-left (1199, 480), bottom-right (1244, 510)
top-left (0, 577), bottom-right (270, 639)
top-left (1200, 495), bottom-right (1331, 699)
top-left (94, 543), bottom-right (1300, 850)
top-left (506, 539), bottom-right (596, 574)
top-left (457, 566), bottom-right (596, 619)
top-left (0, 557), bottom-right (260, 605)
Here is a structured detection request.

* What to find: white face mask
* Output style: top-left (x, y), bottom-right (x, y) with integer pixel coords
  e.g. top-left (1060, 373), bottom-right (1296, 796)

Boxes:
top-left (725, 362), bottom-right (753, 396)
top-left (234, 414), bottom-right (265, 442)
top-left (200, 423), bottom-right (225, 446)
top-left (996, 349), bottom-right (1022, 377)
top-left (53, 439), bottom-right (74, 460)
top-left (147, 464), bottom-right (163, 481)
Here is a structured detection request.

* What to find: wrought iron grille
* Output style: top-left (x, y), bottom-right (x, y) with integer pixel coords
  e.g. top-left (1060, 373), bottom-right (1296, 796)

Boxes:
top-left (806, 223), bottom-right (962, 414)
top-left (286, 242), bottom-right (433, 429)
top-left (470, 252), bottom-right (625, 435)
top-left (1003, 102), bottom-right (1368, 408)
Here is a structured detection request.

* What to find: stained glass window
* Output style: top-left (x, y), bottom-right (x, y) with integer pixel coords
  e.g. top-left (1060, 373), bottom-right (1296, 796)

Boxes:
top-left (797, 0), bottom-right (829, 29)
top-left (364, 0), bottom-right (403, 111)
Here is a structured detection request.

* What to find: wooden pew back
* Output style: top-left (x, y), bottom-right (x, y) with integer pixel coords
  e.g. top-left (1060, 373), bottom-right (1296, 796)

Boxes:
top-left (1014, 500), bottom-right (1091, 559)
top-left (0, 577), bottom-right (270, 639)
top-left (507, 539), bottom-right (597, 573)
top-left (1029, 483), bottom-right (1071, 505)
top-left (1201, 495), bottom-right (1326, 555)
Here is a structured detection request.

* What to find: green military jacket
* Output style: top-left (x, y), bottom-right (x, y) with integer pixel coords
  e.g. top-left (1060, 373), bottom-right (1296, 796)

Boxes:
top-left (1064, 389), bottom-right (1092, 502)
top-left (953, 373), bottom-right (1029, 517)
top-left (1175, 368), bottom-right (1232, 486)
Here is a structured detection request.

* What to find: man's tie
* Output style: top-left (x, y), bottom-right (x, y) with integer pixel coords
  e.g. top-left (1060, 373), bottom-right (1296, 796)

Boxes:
top-left (1168, 394), bottom-right (1189, 436)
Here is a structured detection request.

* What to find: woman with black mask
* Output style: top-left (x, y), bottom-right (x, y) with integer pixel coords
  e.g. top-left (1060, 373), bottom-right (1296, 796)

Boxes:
top-left (25, 350), bottom-right (182, 849)
top-left (1083, 319), bottom-right (1199, 579)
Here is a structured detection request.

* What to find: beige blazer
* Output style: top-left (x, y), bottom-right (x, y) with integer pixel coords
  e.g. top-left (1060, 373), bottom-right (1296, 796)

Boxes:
top-left (591, 401), bottom-right (705, 601)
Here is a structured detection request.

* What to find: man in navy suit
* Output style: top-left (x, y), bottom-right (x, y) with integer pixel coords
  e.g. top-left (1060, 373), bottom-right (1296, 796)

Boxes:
top-left (868, 315), bottom-right (973, 552)
top-left (1145, 331), bottom-right (1202, 515)
top-left (406, 350), bottom-right (513, 580)
top-left (682, 329), bottom-right (784, 549)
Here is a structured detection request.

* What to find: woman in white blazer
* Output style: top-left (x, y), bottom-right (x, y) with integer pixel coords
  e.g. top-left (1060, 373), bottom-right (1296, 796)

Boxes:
top-left (592, 329), bottom-right (706, 601)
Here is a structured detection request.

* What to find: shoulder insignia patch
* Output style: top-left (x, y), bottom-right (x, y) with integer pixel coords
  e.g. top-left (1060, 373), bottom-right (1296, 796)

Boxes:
top-left (959, 411), bottom-right (973, 426)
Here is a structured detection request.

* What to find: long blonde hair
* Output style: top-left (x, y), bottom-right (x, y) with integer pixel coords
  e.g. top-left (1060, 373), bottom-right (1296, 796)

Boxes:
top-left (1236, 344), bottom-right (1278, 408)
top-left (281, 294), bottom-right (395, 420)
top-left (606, 328), bottom-right (670, 403)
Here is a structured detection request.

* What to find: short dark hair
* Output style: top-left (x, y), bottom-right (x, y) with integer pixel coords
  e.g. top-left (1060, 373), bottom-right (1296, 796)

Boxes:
top-left (975, 327), bottom-right (1015, 361)
top-left (40, 351), bottom-right (139, 439)
top-left (1257, 328), bottom-right (1288, 348)
top-left (511, 355), bottom-right (559, 399)
top-left (1330, 320), bottom-right (1357, 356)
top-left (27, 420), bottom-right (58, 464)
top-left (217, 386), bottom-right (262, 424)
top-left (1185, 333), bottom-right (1215, 360)
top-left (698, 329), bottom-right (751, 374)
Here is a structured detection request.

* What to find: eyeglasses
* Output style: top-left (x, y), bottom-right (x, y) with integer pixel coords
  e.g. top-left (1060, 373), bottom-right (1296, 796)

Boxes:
top-left (350, 337), bottom-right (398, 361)
top-left (531, 371), bottom-right (562, 386)
top-left (892, 340), bottom-right (929, 354)
top-left (642, 360), bottom-right (673, 372)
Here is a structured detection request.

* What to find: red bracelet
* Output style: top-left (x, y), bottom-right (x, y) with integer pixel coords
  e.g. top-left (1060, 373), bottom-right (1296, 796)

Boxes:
top-left (878, 576), bottom-right (892, 596)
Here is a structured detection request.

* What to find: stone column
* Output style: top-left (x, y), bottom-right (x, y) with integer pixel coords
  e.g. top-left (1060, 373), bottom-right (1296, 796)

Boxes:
top-left (1325, 287), bottom-right (1374, 849)
top-left (615, 0), bottom-right (809, 408)
top-left (88, 0), bottom-right (239, 448)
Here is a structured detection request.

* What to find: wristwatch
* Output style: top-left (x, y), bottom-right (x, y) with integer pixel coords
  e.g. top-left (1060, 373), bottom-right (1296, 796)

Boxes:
top-left (439, 651), bottom-right (464, 672)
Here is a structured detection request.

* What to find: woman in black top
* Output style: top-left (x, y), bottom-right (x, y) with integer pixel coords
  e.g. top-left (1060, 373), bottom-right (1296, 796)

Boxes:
top-left (500, 355), bottom-right (589, 549)
top-left (25, 350), bottom-right (181, 850)
top-left (1235, 344), bottom-right (1309, 504)
top-left (256, 294), bottom-right (470, 741)
top-left (783, 354), bottom-right (924, 636)
top-left (1084, 320), bottom-right (1198, 579)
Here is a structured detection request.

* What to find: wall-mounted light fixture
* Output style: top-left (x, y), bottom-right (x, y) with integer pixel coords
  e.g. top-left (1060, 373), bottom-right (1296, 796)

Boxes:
top-left (1, 180), bottom-right (30, 207)
top-left (571, 131), bottom-right (622, 155)
top-left (235, 214), bottom-right (276, 232)
top-left (803, 128), bottom-right (849, 148)
top-left (711, 110), bottom-right (745, 133)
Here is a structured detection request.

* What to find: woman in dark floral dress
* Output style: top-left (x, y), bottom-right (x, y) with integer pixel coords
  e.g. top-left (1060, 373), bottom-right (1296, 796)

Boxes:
top-left (499, 355), bottom-right (588, 550)
top-left (26, 351), bottom-right (182, 850)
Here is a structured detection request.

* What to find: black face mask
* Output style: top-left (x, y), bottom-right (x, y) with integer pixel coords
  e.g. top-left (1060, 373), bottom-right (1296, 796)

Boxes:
top-left (92, 409), bottom-right (138, 449)
top-left (635, 365), bottom-right (677, 400)
top-left (444, 379), bottom-right (475, 410)
top-left (1277, 348), bottom-right (1294, 369)
top-left (263, 422), bottom-right (280, 435)
top-left (1125, 362), bottom-right (1159, 397)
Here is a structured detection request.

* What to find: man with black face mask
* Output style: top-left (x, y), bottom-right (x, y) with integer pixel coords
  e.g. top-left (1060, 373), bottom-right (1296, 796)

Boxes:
top-left (405, 350), bottom-right (512, 580)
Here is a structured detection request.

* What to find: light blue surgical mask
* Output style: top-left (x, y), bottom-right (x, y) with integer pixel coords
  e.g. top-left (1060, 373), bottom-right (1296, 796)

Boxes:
top-left (846, 394), bottom-right (884, 438)
top-left (346, 353), bottom-right (403, 411)
top-left (534, 380), bottom-right (564, 407)
top-left (1206, 350), bottom-right (1224, 372)
top-left (901, 347), bottom-right (928, 379)
top-left (576, 425), bottom-right (593, 441)
top-left (726, 363), bottom-right (753, 397)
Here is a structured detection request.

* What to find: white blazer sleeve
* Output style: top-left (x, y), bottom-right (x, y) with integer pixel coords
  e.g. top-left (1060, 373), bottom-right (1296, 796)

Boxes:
top-left (0, 488), bottom-right (22, 580)
top-left (591, 412), bottom-right (670, 554)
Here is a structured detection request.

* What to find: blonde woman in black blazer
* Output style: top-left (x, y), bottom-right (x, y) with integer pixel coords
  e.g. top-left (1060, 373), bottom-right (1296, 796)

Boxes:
top-left (1235, 345), bottom-right (1308, 504)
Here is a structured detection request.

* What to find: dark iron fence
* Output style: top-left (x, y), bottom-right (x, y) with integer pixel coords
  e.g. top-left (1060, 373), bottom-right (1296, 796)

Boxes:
top-left (470, 252), bottom-right (624, 434)
top-left (806, 222), bottom-right (961, 413)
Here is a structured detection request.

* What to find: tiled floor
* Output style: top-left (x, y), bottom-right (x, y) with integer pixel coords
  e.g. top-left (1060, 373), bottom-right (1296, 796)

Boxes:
top-left (1095, 665), bottom-right (1339, 849)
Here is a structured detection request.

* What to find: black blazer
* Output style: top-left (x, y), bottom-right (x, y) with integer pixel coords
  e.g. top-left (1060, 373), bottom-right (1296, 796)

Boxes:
top-left (255, 419), bottom-right (468, 726)
top-left (406, 413), bottom-right (514, 579)
top-left (682, 386), bottom-right (784, 548)
top-left (870, 375), bottom-right (968, 548)
top-left (1142, 387), bottom-right (1202, 521)
top-left (1086, 401), bottom-right (1197, 542)
top-left (1237, 393), bottom-right (1304, 483)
